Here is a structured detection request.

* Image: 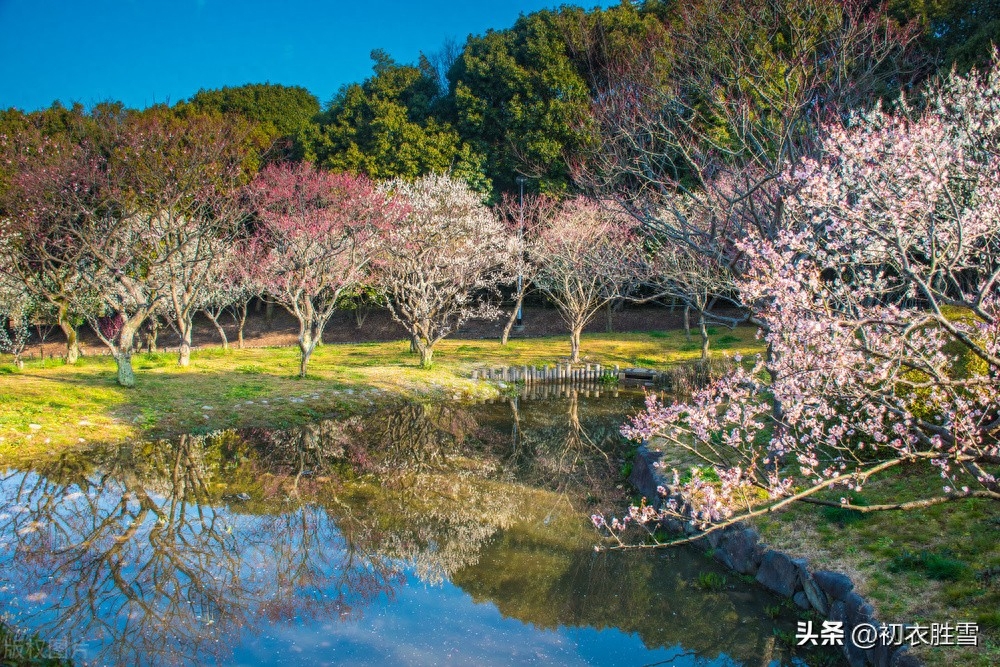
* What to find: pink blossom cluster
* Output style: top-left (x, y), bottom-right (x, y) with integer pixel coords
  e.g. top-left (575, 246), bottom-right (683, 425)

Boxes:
top-left (617, 56), bottom-right (1000, 529)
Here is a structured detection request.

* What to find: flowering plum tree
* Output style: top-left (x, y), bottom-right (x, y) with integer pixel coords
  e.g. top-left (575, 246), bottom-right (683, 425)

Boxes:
top-left (0, 242), bottom-right (34, 369)
top-left (1, 133), bottom-right (156, 386)
top-left (610, 56), bottom-right (1000, 539)
top-left (117, 110), bottom-right (255, 367)
top-left (200, 242), bottom-right (259, 351)
top-left (374, 174), bottom-right (517, 367)
top-left (647, 236), bottom-right (736, 360)
top-left (250, 162), bottom-right (394, 377)
top-left (529, 197), bottom-right (646, 362)
top-left (0, 132), bottom-right (96, 364)
top-left (492, 191), bottom-right (558, 346)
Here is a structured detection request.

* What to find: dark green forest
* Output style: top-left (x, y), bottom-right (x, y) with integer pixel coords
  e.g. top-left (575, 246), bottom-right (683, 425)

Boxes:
top-left (1, 0), bottom-right (996, 202)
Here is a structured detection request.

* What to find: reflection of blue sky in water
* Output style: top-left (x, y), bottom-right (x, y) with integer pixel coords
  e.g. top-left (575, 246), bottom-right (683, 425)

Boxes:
top-left (0, 471), bottom-right (400, 666)
top-left (230, 572), bottom-right (714, 667)
top-left (0, 470), bottom-right (725, 667)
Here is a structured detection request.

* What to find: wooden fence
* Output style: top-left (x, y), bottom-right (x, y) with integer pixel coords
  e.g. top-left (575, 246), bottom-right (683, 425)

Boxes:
top-left (471, 363), bottom-right (619, 384)
top-left (471, 356), bottom-right (742, 392)
top-left (470, 363), bottom-right (680, 386)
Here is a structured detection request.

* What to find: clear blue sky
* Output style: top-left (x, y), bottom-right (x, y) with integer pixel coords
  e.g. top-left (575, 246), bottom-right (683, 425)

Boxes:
top-left (0, 0), bottom-right (608, 112)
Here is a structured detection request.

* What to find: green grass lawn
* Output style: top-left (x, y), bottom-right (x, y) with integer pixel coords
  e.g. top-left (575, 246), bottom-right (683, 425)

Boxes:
top-left (0, 327), bottom-right (762, 467)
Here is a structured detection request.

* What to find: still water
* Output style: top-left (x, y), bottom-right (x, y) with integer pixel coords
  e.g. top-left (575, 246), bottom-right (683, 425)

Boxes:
top-left (0, 388), bottom-right (835, 666)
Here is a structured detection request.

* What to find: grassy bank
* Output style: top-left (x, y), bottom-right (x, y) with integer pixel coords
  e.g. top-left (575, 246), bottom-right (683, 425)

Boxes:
top-left (644, 432), bottom-right (1000, 666)
top-left (0, 327), bottom-right (761, 467)
top-left (752, 466), bottom-right (1000, 667)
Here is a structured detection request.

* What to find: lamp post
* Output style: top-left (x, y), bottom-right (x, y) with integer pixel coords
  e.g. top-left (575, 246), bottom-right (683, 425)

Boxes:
top-left (515, 175), bottom-right (528, 329)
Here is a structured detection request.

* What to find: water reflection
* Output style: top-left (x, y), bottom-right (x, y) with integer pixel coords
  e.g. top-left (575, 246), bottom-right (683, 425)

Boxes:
top-left (0, 436), bottom-right (403, 666)
top-left (0, 393), bottom-right (833, 666)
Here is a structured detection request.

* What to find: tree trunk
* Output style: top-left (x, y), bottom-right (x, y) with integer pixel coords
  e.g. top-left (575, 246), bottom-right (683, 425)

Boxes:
top-left (178, 315), bottom-right (193, 367)
top-left (699, 311), bottom-right (710, 360)
top-left (299, 332), bottom-right (315, 378)
top-left (206, 311), bottom-right (229, 350)
top-left (57, 304), bottom-right (80, 364)
top-left (236, 301), bottom-right (248, 349)
top-left (113, 352), bottom-right (135, 387)
top-left (410, 335), bottom-right (419, 354)
top-left (570, 326), bottom-right (582, 363)
top-left (265, 300), bottom-right (275, 330)
top-left (500, 293), bottom-right (525, 346)
top-left (353, 305), bottom-right (370, 329)
top-left (419, 343), bottom-right (434, 368)
top-left (316, 321), bottom-right (325, 347)
top-left (684, 305), bottom-right (692, 341)
top-left (115, 323), bottom-right (139, 387)
top-left (145, 317), bottom-right (159, 354)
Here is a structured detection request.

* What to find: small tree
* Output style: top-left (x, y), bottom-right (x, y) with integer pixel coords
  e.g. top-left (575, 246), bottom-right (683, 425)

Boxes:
top-left (0, 268), bottom-right (33, 369)
top-left (335, 283), bottom-right (384, 331)
top-left (493, 192), bottom-right (558, 346)
top-left (648, 238), bottom-right (736, 360)
top-left (250, 162), bottom-right (393, 377)
top-left (530, 197), bottom-right (646, 362)
top-left (201, 259), bottom-right (254, 351)
top-left (374, 174), bottom-right (517, 367)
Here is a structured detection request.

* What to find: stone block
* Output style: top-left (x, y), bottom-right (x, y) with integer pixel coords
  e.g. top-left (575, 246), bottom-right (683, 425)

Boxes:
top-left (627, 445), bottom-right (665, 508)
top-left (813, 569), bottom-right (854, 601)
top-left (756, 550), bottom-right (799, 597)
top-left (800, 572), bottom-right (829, 616)
top-left (716, 528), bottom-right (764, 575)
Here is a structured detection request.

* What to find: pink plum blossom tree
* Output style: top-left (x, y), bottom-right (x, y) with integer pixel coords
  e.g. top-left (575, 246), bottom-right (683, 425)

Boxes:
top-left (529, 196), bottom-right (647, 363)
top-left (250, 162), bottom-right (396, 377)
top-left (0, 134), bottom-right (97, 365)
top-left (606, 55), bottom-right (1000, 542)
top-left (200, 241), bottom-right (260, 351)
top-left (1, 131), bottom-right (159, 386)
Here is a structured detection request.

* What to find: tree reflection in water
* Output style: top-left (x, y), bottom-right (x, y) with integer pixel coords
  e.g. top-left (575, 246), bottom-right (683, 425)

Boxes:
top-left (0, 392), bottom-right (826, 667)
top-left (0, 434), bottom-right (403, 667)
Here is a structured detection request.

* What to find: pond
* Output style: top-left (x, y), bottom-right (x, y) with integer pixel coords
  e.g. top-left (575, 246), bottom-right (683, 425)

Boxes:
top-left (0, 387), bottom-right (837, 666)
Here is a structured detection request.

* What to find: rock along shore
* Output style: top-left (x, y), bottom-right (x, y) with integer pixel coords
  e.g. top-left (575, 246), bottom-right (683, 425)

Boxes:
top-left (629, 443), bottom-right (922, 667)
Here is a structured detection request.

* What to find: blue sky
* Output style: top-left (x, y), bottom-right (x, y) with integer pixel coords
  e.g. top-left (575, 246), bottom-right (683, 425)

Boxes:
top-left (0, 0), bottom-right (607, 112)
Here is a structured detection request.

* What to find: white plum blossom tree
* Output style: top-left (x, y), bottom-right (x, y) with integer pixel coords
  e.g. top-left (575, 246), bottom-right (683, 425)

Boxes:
top-left (374, 174), bottom-right (517, 367)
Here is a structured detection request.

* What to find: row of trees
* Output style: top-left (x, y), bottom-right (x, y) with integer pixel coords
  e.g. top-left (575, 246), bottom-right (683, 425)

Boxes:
top-left (0, 106), bottom-right (672, 384)
top-left (4, 0), bottom-right (984, 204)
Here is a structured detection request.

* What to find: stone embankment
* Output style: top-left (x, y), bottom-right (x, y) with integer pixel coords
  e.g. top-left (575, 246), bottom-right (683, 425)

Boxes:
top-left (630, 443), bottom-right (922, 667)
